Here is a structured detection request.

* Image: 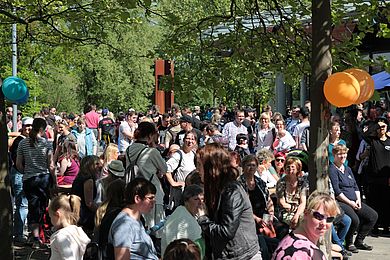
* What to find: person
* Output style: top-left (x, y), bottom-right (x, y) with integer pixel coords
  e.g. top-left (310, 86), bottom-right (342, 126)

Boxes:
top-left (272, 152), bottom-right (286, 179)
top-left (175, 115), bottom-right (202, 147)
top-left (98, 108), bottom-right (115, 149)
top-left (272, 119), bottom-right (296, 153)
top-left (108, 178), bottom-right (159, 259)
top-left (71, 155), bottom-right (102, 233)
top-left (54, 119), bottom-right (77, 161)
top-left (48, 194), bottom-right (91, 260)
top-left (84, 104), bottom-right (100, 141)
top-left (163, 239), bottom-right (201, 260)
top-left (363, 118), bottom-right (390, 235)
top-left (9, 117), bottom-right (33, 243)
top-left (94, 179), bottom-right (126, 252)
top-left (275, 157), bottom-right (308, 229)
top-left (197, 143), bottom-right (261, 260)
top-left (285, 107), bottom-right (300, 135)
top-left (165, 130), bottom-right (197, 211)
top-left (234, 133), bottom-right (250, 160)
top-left (56, 141), bottom-right (80, 185)
top-left (161, 185), bottom-right (204, 256)
top-left (125, 121), bottom-right (168, 229)
top-left (272, 191), bottom-right (340, 260)
top-left (329, 144), bottom-right (378, 252)
top-left (118, 111), bottom-right (138, 154)
top-left (71, 117), bottom-right (97, 158)
top-left (16, 117), bottom-right (56, 248)
top-left (328, 121), bottom-right (347, 164)
top-left (256, 148), bottom-right (278, 187)
top-left (256, 112), bottom-right (275, 151)
top-left (95, 160), bottom-right (125, 206)
top-left (101, 143), bottom-right (119, 177)
top-left (222, 110), bottom-right (248, 151)
top-left (292, 107), bottom-right (310, 150)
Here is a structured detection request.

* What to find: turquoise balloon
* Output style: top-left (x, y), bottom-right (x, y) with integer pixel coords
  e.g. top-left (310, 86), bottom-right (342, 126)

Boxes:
top-left (14, 89), bottom-right (29, 105)
top-left (2, 76), bottom-right (28, 101)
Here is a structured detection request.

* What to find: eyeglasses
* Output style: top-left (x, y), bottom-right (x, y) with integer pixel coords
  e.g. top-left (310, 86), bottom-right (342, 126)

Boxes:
top-left (275, 158), bottom-right (285, 162)
top-left (311, 210), bottom-right (335, 223)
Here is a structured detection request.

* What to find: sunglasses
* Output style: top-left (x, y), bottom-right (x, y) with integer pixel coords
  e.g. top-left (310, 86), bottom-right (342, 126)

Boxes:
top-left (275, 158), bottom-right (285, 162)
top-left (311, 210), bottom-right (335, 223)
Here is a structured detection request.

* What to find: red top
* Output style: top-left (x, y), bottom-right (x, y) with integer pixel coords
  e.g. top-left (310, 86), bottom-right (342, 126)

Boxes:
top-left (85, 111), bottom-right (100, 128)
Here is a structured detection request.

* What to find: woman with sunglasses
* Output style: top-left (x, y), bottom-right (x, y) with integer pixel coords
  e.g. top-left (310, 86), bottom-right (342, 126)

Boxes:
top-left (272, 191), bottom-right (340, 260)
top-left (329, 144), bottom-right (377, 252)
top-left (276, 157), bottom-right (308, 229)
top-left (272, 152), bottom-right (286, 179)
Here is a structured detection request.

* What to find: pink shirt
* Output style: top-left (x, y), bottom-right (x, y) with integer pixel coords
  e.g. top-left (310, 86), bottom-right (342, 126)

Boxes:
top-left (84, 111), bottom-right (99, 128)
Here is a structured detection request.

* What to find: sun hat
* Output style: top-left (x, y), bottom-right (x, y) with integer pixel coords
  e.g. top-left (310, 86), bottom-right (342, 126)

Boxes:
top-left (108, 160), bottom-right (125, 177)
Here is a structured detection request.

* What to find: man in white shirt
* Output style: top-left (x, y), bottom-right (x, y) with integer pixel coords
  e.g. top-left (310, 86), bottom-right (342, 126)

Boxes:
top-left (118, 111), bottom-right (138, 154)
top-left (293, 107), bottom-right (310, 150)
top-left (222, 110), bottom-right (248, 151)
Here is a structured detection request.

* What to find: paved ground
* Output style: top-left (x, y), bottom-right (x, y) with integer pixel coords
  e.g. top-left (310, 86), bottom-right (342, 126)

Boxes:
top-left (12, 234), bottom-right (390, 260)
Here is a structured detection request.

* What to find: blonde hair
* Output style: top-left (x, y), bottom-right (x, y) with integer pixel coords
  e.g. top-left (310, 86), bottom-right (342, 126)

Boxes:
top-left (49, 194), bottom-right (81, 225)
top-left (306, 191), bottom-right (340, 217)
top-left (103, 143), bottom-right (119, 165)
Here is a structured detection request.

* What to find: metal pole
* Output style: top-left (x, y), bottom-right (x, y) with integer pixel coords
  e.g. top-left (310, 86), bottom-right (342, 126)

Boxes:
top-left (12, 23), bottom-right (18, 132)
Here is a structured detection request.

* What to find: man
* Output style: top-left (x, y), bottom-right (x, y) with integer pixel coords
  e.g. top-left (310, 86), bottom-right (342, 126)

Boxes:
top-left (84, 104), bottom-right (100, 141)
top-left (174, 115), bottom-right (202, 147)
top-left (9, 117), bottom-right (33, 243)
top-left (165, 117), bottom-right (181, 149)
top-left (98, 108), bottom-right (115, 149)
top-left (158, 113), bottom-right (171, 149)
top-left (205, 123), bottom-right (229, 149)
top-left (118, 111), bottom-right (138, 154)
top-left (293, 107), bottom-right (310, 149)
top-left (222, 110), bottom-right (248, 151)
top-left (286, 106), bottom-right (300, 135)
top-left (182, 106), bottom-right (201, 130)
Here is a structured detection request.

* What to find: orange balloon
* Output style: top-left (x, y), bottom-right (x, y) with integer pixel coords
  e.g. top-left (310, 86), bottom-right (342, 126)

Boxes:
top-left (344, 68), bottom-right (374, 104)
top-left (323, 72), bottom-right (360, 107)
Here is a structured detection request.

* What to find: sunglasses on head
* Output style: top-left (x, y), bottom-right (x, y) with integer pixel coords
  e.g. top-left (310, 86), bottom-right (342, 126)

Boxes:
top-left (311, 210), bottom-right (335, 223)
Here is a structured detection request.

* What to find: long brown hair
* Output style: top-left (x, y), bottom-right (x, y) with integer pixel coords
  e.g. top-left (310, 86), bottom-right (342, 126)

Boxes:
top-left (198, 143), bottom-right (238, 218)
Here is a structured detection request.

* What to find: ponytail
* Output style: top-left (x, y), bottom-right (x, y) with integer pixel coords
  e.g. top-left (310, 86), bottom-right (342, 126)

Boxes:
top-left (29, 118), bottom-right (47, 147)
top-left (49, 194), bottom-right (81, 225)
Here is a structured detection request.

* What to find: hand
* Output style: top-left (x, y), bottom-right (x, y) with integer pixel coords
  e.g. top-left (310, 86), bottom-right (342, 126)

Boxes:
top-left (356, 200), bottom-right (362, 209)
top-left (172, 181), bottom-right (185, 188)
top-left (349, 200), bottom-right (359, 210)
top-left (290, 215), bottom-right (299, 229)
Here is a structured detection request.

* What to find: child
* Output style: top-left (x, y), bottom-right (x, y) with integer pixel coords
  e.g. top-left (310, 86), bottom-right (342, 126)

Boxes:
top-left (49, 194), bottom-right (91, 260)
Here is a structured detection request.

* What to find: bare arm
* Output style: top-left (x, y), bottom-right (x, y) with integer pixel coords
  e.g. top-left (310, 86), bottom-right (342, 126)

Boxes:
top-left (114, 247), bottom-right (130, 260)
top-left (57, 158), bottom-right (69, 176)
top-left (84, 179), bottom-right (97, 212)
top-left (165, 172), bottom-right (185, 188)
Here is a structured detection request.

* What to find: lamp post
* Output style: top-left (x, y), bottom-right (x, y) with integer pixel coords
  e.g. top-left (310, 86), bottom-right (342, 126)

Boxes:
top-left (12, 22), bottom-right (18, 132)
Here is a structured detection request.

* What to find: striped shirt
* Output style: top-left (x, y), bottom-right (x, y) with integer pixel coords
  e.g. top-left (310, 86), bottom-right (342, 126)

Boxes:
top-left (17, 136), bottom-right (52, 181)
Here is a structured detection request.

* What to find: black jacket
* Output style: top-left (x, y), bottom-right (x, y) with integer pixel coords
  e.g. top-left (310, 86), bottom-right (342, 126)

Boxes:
top-left (199, 181), bottom-right (260, 260)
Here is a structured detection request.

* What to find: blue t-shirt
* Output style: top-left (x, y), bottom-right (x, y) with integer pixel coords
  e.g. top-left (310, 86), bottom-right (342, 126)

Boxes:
top-left (108, 211), bottom-right (158, 260)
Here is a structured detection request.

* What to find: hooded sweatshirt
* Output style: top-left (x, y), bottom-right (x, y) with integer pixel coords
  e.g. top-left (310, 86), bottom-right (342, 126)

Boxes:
top-left (50, 225), bottom-right (91, 260)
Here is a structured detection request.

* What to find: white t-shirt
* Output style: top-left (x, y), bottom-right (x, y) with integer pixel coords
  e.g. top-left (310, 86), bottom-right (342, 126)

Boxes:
top-left (166, 150), bottom-right (196, 182)
top-left (118, 121), bottom-right (131, 153)
top-left (293, 121), bottom-right (310, 148)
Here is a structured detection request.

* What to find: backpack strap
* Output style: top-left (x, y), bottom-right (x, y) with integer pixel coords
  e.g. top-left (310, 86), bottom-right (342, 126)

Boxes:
top-left (171, 150), bottom-right (183, 180)
top-left (125, 145), bottom-right (148, 182)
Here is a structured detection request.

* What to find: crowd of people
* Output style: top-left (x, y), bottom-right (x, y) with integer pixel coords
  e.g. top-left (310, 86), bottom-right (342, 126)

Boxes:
top-left (5, 99), bottom-right (390, 259)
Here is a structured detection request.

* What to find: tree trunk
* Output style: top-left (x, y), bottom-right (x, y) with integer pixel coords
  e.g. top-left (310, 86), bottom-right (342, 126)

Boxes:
top-left (310, 0), bottom-right (332, 193)
top-left (0, 80), bottom-right (14, 259)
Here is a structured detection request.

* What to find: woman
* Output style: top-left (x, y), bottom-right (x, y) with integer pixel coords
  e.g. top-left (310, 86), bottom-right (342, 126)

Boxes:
top-left (16, 118), bottom-right (56, 248)
top-left (101, 143), bottom-right (119, 177)
top-left (256, 112), bottom-right (275, 151)
top-left (165, 130), bottom-right (197, 210)
top-left (275, 157), bottom-right (308, 229)
top-left (71, 155), bottom-right (102, 232)
top-left (108, 178), bottom-right (158, 259)
top-left (161, 185), bottom-right (204, 256)
top-left (256, 148), bottom-right (278, 187)
top-left (57, 141), bottom-right (79, 185)
top-left (197, 143), bottom-right (261, 260)
top-left (125, 121), bottom-right (167, 229)
top-left (329, 144), bottom-right (377, 252)
top-left (272, 119), bottom-right (296, 153)
top-left (272, 152), bottom-right (286, 178)
top-left (71, 117), bottom-right (97, 158)
top-left (272, 191), bottom-right (340, 260)
top-left (328, 121), bottom-right (347, 164)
